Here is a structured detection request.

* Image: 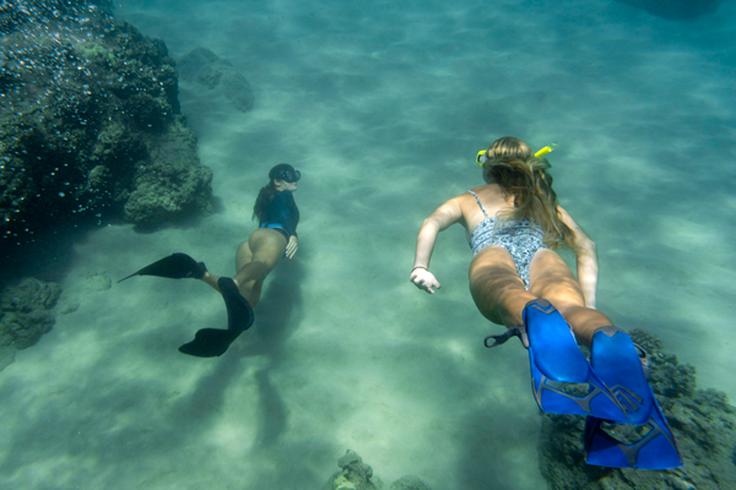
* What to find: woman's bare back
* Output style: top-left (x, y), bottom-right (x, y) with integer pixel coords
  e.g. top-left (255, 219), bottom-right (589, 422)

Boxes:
top-left (459, 184), bottom-right (516, 232)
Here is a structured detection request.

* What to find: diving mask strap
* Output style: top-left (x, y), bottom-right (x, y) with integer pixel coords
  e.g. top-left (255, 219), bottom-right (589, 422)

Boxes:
top-left (475, 144), bottom-right (555, 167)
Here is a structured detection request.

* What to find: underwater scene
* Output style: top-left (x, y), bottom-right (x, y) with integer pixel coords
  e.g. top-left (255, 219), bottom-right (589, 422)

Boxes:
top-left (1, 0), bottom-right (735, 488)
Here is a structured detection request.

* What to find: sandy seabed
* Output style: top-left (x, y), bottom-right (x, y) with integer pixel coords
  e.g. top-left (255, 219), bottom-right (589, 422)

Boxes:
top-left (1, 1), bottom-right (735, 488)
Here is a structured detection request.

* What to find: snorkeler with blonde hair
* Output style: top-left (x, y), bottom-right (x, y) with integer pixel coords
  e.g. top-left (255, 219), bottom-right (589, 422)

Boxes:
top-left (121, 163), bottom-right (301, 357)
top-left (410, 137), bottom-right (681, 469)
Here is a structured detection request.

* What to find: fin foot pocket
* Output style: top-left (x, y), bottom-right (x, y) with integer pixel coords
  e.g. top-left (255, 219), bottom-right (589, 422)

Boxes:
top-left (217, 277), bottom-right (254, 332)
top-left (523, 299), bottom-right (628, 422)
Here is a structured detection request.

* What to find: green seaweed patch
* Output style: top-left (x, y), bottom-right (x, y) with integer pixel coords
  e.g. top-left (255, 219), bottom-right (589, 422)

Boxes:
top-left (77, 41), bottom-right (116, 65)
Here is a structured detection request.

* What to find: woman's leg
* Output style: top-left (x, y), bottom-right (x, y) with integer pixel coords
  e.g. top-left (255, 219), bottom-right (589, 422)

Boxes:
top-left (199, 229), bottom-right (286, 305)
top-left (469, 247), bottom-right (536, 327)
top-left (233, 228), bottom-right (287, 306)
top-left (527, 249), bottom-right (611, 346)
top-left (201, 270), bottom-right (220, 291)
top-left (234, 234), bottom-right (255, 292)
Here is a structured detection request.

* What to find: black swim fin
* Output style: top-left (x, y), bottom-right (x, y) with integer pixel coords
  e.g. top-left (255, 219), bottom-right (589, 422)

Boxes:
top-left (217, 277), bottom-right (255, 332)
top-left (118, 253), bottom-right (207, 282)
top-left (178, 328), bottom-right (241, 357)
top-left (178, 278), bottom-right (255, 358)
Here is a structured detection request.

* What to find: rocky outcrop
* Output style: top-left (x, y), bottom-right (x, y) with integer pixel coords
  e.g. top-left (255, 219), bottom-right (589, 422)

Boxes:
top-left (538, 329), bottom-right (736, 489)
top-left (389, 476), bottom-right (432, 490)
top-left (177, 46), bottom-right (254, 112)
top-left (0, 278), bottom-right (61, 371)
top-left (1, 1), bottom-right (213, 259)
top-left (324, 450), bottom-right (432, 490)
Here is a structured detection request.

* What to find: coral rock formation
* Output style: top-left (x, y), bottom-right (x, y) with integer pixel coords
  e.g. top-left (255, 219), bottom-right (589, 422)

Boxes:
top-left (1, 1), bottom-right (213, 259)
top-left (324, 450), bottom-right (432, 490)
top-left (0, 277), bottom-right (61, 371)
top-left (177, 46), bottom-right (255, 112)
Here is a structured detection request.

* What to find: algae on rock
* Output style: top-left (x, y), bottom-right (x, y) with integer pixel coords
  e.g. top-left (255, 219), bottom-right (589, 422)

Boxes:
top-left (1, 1), bottom-right (213, 260)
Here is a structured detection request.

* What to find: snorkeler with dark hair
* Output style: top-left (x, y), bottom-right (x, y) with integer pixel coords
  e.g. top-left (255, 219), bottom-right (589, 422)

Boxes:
top-left (120, 163), bottom-right (301, 357)
top-left (410, 137), bottom-right (681, 469)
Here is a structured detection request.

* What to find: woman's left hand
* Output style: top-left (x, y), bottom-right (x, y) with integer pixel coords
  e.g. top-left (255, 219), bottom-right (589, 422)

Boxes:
top-left (285, 235), bottom-right (299, 259)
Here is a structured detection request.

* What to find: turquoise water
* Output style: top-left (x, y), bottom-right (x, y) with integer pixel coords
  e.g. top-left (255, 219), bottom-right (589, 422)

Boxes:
top-left (2, 1), bottom-right (735, 488)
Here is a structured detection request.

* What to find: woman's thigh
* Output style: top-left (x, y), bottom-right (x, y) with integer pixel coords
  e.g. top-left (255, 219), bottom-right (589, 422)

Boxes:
top-left (528, 249), bottom-right (585, 309)
top-left (469, 247), bottom-right (530, 325)
top-left (236, 238), bottom-right (255, 271)
top-left (247, 228), bottom-right (287, 268)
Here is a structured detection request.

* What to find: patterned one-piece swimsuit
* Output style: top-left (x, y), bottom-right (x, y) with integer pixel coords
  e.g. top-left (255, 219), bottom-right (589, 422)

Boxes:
top-left (467, 190), bottom-right (546, 289)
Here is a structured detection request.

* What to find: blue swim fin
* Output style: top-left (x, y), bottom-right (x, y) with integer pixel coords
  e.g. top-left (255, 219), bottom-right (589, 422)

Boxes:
top-left (583, 330), bottom-right (682, 469)
top-left (523, 300), bottom-right (628, 422)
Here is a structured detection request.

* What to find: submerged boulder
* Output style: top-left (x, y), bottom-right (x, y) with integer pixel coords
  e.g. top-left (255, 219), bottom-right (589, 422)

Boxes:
top-left (177, 46), bottom-right (254, 112)
top-left (0, 1), bottom-right (213, 260)
top-left (323, 450), bottom-right (432, 490)
top-left (123, 118), bottom-right (212, 225)
top-left (324, 449), bottom-right (382, 490)
top-left (0, 278), bottom-right (61, 371)
top-left (389, 475), bottom-right (432, 490)
top-left (538, 329), bottom-right (736, 489)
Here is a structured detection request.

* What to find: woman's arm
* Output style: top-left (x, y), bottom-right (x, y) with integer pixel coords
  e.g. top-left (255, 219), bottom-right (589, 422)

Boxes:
top-left (271, 191), bottom-right (299, 237)
top-left (557, 206), bottom-right (598, 308)
top-left (410, 197), bottom-right (463, 294)
top-left (272, 192), bottom-right (300, 259)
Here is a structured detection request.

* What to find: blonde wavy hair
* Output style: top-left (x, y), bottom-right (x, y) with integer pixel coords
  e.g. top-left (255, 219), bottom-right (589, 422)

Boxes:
top-left (481, 136), bottom-right (574, 249)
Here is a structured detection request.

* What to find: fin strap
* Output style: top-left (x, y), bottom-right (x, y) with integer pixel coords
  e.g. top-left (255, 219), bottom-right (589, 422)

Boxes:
top-left (484, 326), bottom-right (523, 348)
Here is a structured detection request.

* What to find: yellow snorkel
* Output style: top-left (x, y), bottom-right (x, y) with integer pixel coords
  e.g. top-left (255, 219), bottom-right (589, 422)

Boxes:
top-left (533, 145), bottom-right (555, 158)
top-left (475, 144), bottom-right (556, 167)
top-left (475, 149), bottom-right (487, 167)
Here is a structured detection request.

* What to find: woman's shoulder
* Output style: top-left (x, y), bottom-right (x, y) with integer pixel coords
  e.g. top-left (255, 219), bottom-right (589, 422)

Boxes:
top-left (274, 190), bottom-right (298, 210)
top-left (446, 185), bottom-right (502, 215)
top-left (456, 184), bottom-right (490, 197)
top-left (471, 183), bottom-right (501, 191)
top-left (272, 190), bottom-right (294, 201)
top-left (467, 183), bottom-right (504, 199)
top-left (448, 189), bottom-right (477, 207)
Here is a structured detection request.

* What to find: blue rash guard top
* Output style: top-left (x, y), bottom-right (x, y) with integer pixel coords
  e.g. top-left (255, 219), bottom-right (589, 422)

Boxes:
top-left (258, 190), bottom-right (299, 239)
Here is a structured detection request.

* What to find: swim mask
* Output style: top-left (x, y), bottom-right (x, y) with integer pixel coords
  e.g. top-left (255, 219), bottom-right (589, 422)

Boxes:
top-left (474, 144), bottom-right (556, 167)
top-left (269, 163), bottom-right (301, 183)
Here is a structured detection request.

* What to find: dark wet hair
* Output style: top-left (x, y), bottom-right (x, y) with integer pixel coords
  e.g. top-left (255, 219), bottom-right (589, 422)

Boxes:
top-left (252, 182), bottom-right (276, 222)
top-left (482, 136), bottom-right (574, 248)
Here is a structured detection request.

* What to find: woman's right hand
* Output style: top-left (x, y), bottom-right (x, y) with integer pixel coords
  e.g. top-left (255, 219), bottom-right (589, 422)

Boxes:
top-left (285, 235), bottom-right (299, 259)
top-left (410, 267), bottom-right (441, 294)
